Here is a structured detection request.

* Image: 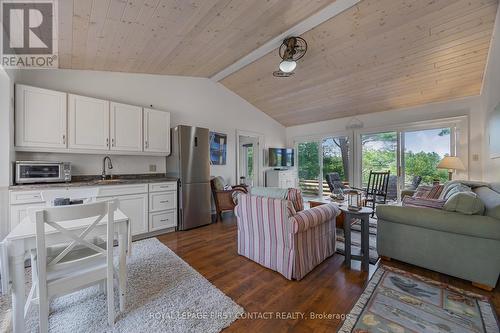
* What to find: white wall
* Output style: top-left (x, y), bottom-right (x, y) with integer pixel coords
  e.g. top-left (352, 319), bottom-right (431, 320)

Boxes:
top-left (286, 96), bottom-right (484, 182)
top-left (481, 5), bottom-right (500, 183)
top-left (14, 69), bottom-right (286, 184)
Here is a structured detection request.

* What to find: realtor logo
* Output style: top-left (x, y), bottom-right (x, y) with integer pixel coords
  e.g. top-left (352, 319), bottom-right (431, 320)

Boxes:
top-left (1, 0), bottom-right (58, 68)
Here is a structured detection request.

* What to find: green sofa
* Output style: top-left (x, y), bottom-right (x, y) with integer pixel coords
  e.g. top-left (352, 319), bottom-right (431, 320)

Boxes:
top-left (377, 181), bottom-right (500, 289)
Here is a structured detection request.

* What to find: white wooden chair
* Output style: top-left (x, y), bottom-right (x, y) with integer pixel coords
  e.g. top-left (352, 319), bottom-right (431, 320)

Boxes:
top-left (30, 201), bottom-right (118, 332)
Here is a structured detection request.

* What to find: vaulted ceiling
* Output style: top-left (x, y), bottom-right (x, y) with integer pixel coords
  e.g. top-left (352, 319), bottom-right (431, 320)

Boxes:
top-left (58, 0), bottom-right (499, 126)
top-left (58, 0), bottom-right (333, 76)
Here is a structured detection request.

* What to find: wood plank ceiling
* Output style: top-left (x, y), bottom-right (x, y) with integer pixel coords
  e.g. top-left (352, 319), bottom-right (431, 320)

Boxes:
top-left (221, 0), bottom-right (499, 126)
top-left (58, 0), bottom-right (334, 77)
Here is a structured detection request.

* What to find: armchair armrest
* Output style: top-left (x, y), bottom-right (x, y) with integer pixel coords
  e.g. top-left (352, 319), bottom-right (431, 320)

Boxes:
top-left (289, 204), bottom-right (339, 233)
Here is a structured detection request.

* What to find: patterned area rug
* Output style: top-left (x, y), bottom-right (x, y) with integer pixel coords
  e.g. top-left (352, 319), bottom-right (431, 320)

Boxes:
top-left (336, 218), bottom-right (379, 264)
top-left (339, 266), bottom-right (500, 333)
top-left (0, 238), bottom-right (244, 333)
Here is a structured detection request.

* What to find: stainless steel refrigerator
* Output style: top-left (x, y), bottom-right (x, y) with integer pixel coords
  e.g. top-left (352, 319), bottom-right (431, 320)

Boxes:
top-left (167, 125), bottom-right (212, 230)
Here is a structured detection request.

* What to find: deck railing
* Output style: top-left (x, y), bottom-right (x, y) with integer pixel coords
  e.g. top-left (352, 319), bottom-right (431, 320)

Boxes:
top-left (298, 179), bottom-right (331, 196)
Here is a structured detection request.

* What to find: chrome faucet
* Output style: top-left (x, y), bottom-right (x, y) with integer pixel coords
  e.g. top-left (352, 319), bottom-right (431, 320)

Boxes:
top-left (102, 156), bottom-right (114, 180)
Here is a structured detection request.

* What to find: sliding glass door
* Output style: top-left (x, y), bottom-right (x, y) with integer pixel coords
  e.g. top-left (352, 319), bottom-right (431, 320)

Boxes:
top-left (297, 135), bottom-right (351, 197)
top-left (403, 128), bottom-right (451, 186)
top-left (359, 126), bottom-right (454, 200)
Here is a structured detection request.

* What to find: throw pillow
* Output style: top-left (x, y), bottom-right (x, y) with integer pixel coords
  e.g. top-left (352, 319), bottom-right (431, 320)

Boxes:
top-left (426, 184), bottom-right (444, 199)
top-left (443, 191), bottom-right (485, 215)
top-left (212, 176), bottom-right (225, 191)
top-left (441, 183), bottom-right (472, 200)
top-left (402, 196), bottom-right (446, 209)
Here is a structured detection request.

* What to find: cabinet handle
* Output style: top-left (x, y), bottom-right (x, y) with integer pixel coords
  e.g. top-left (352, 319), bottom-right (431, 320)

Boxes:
top-left (160, 219), bottom-right (169, 222)
top-left (106, 138), bottom-right (109, 147)
top-left (160, 200), bottom-right (169, 203)
top-left (62, 134), bottom-right (66, 144)
top-left (112, 138), bottom-right (115, 147)
top-left (145, 140), bottom-right (149, 149)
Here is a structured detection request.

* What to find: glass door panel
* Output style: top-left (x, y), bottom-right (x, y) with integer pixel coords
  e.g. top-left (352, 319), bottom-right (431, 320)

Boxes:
top-left (403, 128), bottom-right (451, 186)
top-left (361, 132), bottom-right (398, 187)
top-left (322, 136), bottom-right (350, 195)
top-left (298, 141), bottom-right (321, 196)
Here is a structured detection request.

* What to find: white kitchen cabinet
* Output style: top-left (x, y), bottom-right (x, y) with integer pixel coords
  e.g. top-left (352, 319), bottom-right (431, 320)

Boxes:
top-left (9, 202), bottom-right (46, 231)
top-left (149, 210), bottom-right (176, 231)
top-left (15, 84), bottom-right (67, 149)
top-left (144, 108), bottom-right (170, 154)
top-left (98, 193), bottom-right (149, 236)
top-left (110, 102), bottom-right (143, 152)
top-left (68, 94), bottom-right (110, 150)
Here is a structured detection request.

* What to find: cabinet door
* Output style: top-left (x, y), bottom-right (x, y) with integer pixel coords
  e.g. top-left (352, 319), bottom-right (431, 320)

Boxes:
top-left (15, 85), bottom-right (67, 148)
top-left (68, 94), bottom-right (110, 150)
top-left (110, 102), bottom-right (143, 152)
top-left (143, 108), bottom-right (170, 154)
top-left (99, 194), bottom-right (148, 236)
top-left (9, 203), bottom-right (46, 232)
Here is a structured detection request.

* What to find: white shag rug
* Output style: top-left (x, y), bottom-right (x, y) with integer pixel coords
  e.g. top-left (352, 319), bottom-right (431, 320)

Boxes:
top-left (1, 238), bottom-right (244, 332)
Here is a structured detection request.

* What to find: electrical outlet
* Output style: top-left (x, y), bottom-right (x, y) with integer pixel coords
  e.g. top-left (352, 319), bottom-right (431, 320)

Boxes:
top-left (149, 164), bottom-right (157, 172)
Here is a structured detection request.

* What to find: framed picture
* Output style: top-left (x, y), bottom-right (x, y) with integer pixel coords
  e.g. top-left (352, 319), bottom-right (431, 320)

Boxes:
top-left (210, 132), bottom-right (227, 165)
top-left (490, 103), bottom-right (500, 159)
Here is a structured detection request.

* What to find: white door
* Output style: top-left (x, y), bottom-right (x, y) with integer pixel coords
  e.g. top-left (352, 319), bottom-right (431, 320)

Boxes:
top-left (15, 85), bottom-right (67, 148)
top-left (99, 194), bottom-right (148, 236)
top-left (68, 94), bottom-right (110, 150)
top-left (143, 108), bottom-right (170, 154)
top-left (110, 102), bottom-right (143, 152)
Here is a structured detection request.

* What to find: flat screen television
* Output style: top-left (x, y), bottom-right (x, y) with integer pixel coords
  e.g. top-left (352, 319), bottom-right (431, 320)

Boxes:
top-left (269, 148), bottom-right (294, 167)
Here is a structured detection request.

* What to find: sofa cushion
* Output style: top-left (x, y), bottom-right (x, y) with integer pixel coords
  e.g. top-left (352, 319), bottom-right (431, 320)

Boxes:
top-left (474, 186), bottom-right (500, 220)
top-left (377, 205), bottom-right (500, 241)
top-left (440, 182), bottom-right (472, 200)
top-left (443, 191), bottom-right (485, 215)
top-left (250, 186), bottom-right (288, 199)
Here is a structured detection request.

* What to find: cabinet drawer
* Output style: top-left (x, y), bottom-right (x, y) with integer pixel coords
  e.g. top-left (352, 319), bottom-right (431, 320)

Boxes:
top-left (149, 182), bottom-right (177, 193)
top-left (97, 184), bottom-right (148, 197)
top-left (149, 210), bottom-right (176, 231)
top-left (10, 191), bottom-right (44, 204)
top-left (149, 192), bottom-right (176, 212)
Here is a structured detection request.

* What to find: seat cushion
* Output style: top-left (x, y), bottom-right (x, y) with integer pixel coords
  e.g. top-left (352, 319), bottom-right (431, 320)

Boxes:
top-left (474, 186), bottom-right (500, 220)
top-left (443, 191), bottom-right (485, 215)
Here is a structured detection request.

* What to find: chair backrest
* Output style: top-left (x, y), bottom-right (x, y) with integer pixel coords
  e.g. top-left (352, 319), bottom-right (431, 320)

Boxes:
top-left (386, 175), bottom-right (398, 200)
top-left (41, 188), bottom-right (99, 207)
top-left (366, 171), bottom-right (390, 197)
top-left (34, 200), bottom-right (116, 272)
top-left (410, 176), bottom-right (422, 190)
top-left (325, 172), bottom-right (345, 194)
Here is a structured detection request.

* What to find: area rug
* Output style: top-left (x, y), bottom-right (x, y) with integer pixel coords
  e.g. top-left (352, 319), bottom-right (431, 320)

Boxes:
top-left (339, 265), bottom-right (499, 333)
top-left (0, 238), bottom-right (244, 333)
top-left (336, 218), bottom-right (379, 264)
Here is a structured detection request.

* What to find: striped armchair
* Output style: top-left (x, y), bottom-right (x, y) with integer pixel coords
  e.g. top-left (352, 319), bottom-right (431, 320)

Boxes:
top-left (235, 191), bottom-right (339, 280)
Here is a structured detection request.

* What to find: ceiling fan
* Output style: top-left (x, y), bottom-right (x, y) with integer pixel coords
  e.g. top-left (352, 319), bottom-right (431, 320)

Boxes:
top-left (273, 36), bottom-right (308, 78)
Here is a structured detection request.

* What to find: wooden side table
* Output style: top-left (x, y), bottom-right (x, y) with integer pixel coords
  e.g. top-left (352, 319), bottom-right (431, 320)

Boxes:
top-left (339, 206), bottom-right (373, 272)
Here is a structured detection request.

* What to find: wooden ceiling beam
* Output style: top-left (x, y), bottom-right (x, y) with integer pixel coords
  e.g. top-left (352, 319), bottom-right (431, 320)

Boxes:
top-left (210, 0), bottom-right (362, 82)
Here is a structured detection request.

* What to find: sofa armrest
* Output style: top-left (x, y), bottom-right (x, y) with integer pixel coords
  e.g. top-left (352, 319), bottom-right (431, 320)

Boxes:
top-left (289, 203), bottom-right (339, 233)
top-left (377, 205), bottom-right (500, 241)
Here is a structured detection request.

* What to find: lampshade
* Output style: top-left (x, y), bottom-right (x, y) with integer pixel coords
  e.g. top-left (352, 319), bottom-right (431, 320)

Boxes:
top-left (279, 60), bottom-right (297, 73)
top-left (437, 156), bottom-right (465, 171)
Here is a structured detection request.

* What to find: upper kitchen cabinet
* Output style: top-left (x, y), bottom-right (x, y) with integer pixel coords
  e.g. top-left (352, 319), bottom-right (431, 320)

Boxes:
top-left (68, 94), bottom-right (110, 150)
top-left (110, 102), bottom-right (143, 152)
top-left (16, 85), bottom-right (67, 149)
top-left (144, 108), bottom-right (170, 155)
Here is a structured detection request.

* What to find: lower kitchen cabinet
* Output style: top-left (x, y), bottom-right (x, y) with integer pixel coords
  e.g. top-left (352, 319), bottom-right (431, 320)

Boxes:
top-left (98, 193), bottom-right (148, 236)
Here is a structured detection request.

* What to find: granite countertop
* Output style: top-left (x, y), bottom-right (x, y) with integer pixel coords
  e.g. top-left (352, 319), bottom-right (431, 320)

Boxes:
top-left (9, 174), bottom-right (178, 191)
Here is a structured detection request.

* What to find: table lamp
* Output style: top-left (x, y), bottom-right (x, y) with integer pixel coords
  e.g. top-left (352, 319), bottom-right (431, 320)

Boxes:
top-left (437, 156), bottom-right (465, 181)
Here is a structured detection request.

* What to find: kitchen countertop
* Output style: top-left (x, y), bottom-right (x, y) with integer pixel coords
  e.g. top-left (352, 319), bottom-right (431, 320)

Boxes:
top-left (9, 174), bottom-right (178, 191)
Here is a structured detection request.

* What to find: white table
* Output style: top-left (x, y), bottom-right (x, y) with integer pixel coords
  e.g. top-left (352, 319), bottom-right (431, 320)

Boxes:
top-left (4, 209), bottom-right (130, 333)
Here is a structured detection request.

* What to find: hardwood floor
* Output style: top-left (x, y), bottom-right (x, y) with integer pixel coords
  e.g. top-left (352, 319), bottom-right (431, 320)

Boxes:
top-left (157, 215), bottom-right (500, 332)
